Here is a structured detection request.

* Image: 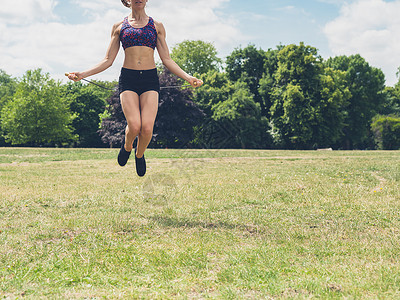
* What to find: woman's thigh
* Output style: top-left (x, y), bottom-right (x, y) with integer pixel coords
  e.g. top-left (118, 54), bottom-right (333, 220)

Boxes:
top-left (139, 91), bottom-right (159, 130)
top-left (120, 91), bottom-right (141, 126)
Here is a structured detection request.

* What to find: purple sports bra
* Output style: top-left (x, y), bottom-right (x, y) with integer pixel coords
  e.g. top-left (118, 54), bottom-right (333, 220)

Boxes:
top-left (120, 16), bottom-right (157, 50)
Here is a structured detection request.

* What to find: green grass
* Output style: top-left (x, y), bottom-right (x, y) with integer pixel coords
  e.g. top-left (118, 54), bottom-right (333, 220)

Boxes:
top-left (0, 148), bottom-right (399, 299)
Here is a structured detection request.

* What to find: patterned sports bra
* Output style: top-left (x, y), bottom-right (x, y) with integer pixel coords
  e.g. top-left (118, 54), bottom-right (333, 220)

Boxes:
top-left (119, 16), bottom-right (157, 50)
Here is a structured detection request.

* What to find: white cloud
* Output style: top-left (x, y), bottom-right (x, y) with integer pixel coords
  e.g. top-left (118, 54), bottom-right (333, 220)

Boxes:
top-left (324, 0), bottom-right (400, 86)
top-left (0, 0), bottom-right (58, 24)
top-left (147, 0), bottom-right (241, 51)
top-left (317, 0), bottom-right (347, 5)
top-left (0, 0), bottom-right (241, 82)
top-left (277, 6), bottom-right (296, 11)
top-left (0, 5), bottom-right (125, 81)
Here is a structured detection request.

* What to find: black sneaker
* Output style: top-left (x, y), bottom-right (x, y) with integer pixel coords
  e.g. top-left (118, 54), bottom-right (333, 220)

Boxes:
top-left (117, 142), bottom-right (131, 166)
top-left (135, 149), bottom-right (146, 177)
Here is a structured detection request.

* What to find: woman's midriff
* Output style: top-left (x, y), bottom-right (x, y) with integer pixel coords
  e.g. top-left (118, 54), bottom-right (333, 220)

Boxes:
top-left (123, 46), bottom-right (156, 70)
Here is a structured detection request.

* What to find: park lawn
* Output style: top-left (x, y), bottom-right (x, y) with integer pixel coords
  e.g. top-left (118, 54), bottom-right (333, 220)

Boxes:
top-left (0, 148), bottom-right (399, 299)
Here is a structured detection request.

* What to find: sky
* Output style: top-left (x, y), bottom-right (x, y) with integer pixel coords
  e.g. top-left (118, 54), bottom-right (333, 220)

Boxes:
top-left (1, 0), bottom-right (400, 86)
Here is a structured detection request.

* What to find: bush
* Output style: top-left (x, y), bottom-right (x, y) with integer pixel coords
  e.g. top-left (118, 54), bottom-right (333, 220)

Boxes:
top-left (371, 115), bottom-right (400, 150)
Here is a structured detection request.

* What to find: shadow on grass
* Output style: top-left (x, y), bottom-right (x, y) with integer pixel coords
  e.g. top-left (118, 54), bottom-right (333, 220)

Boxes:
top-left (148, 215), bottom-right (266, 235)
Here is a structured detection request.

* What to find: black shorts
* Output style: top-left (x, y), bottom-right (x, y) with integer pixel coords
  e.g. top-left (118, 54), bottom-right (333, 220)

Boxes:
top-left (119, 67), bottom-right (160, 95)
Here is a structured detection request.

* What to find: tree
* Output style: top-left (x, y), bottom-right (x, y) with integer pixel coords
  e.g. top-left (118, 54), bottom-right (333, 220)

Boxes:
top-left (381, 69), bottom-right (400, 116)
top-left (62, 81), bottom-right (115, 147)
top-left (98, 91), bottom-right (126, 148)
top-left (153, 69), bottom-right (204, 148)
top-left (270, 83), bottom-right (313, 148)
top-left (0, 70), bottom-right (16, 111)
top-left (191, 70), bottom-right (237, 148)
top-left (270, 43), bottom-right (350, 149)
top-left (0, 70), bottom-right (17, 146)
top-left (99, 68), bottom-right (204, 148)
top-left (382, 86), bottom-right (400, 116)
top-left (258, 48), bottom-right (280, 117)
top-left (1, 69), bottom-right (76, 146)
top-left (170, 40), bottom-right (222, 76)
top-left (371, 115), bottom-right (400, 150)
top-left (192, 70), bottom-right (273, 149)
top-left (226, 45), bottom-right (268, 114)
top-left (326, 54), bottom-right (386, 149)
top-left (312, 67), bottom-right (351, 147)
top-left (211, 80), bottom-right (271, 149)
top-left (194, 70), bottom-right (233, 113)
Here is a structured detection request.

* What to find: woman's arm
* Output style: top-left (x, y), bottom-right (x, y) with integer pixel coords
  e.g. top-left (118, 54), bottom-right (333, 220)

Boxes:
top-left (67, 22), bottom-right (122, 81)
top-left (155, 21), bottom-right (203, 87)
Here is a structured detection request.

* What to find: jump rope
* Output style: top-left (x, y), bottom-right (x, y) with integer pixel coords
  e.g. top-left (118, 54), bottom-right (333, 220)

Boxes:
top-left (65, 73), bottom-right (196, 91)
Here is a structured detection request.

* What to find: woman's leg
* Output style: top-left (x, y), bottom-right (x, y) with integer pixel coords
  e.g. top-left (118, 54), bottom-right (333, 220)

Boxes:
top-left (120, 91), bottom-right (141, 152)
top-left (136, 90), bottom-right (159, 158)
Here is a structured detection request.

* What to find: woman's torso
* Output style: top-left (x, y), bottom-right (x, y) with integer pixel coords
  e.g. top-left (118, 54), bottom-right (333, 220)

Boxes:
top-left (118, 16), bottom-right (158, 70)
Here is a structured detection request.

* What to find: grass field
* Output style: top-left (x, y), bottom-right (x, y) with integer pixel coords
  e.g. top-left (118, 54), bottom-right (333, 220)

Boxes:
top-left (0, 148), bottom-right (399, 299)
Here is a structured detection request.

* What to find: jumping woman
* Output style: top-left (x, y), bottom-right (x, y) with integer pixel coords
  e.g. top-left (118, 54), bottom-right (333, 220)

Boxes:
top-left (67, 0), bottom-right (203, 176)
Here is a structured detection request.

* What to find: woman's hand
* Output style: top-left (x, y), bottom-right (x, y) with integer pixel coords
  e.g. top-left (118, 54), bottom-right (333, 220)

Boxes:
top-left (66, 72), bottom-right (84, 82)
top-left (188, 76), bottom-right (203, 88)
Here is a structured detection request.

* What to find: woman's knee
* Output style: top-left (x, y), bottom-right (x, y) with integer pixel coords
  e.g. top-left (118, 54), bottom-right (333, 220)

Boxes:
top-left (140, 123), bottom-right (154, 136)
top-left (126, 121), bottom-right (141, 136)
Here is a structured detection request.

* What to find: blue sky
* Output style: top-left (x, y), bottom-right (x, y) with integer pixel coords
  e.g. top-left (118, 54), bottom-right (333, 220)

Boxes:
top-left (220, 0), bottom-right (340, 56)
top-left (1, 0), bottom-right (400, 85)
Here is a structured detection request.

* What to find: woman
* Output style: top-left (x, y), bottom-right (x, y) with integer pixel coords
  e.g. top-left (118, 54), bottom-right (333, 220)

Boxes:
top-left (67, 0), bottom-right (203, 176)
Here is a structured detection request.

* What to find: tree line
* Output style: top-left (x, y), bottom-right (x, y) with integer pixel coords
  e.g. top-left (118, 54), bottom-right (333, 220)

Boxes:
top-left (1, 41), bottom-right (400, 150)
